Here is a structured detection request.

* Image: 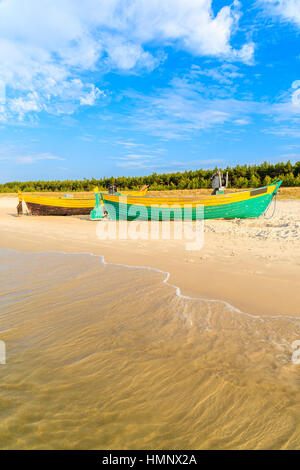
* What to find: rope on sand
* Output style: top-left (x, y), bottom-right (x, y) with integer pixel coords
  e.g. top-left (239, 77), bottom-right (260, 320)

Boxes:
top-left (264, 193), bottom-right (277, 219)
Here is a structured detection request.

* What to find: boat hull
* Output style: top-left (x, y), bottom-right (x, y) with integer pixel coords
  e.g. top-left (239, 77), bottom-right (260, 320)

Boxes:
top-left (102, 182), bottom-right (282, 221)
top-left (25, 202), bottom-right (92, 216)
top-left (17, 189), bottom-right (148, 216)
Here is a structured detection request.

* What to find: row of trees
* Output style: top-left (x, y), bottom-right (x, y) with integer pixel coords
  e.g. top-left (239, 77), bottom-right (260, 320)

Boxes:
top-left (1, 161), bottom-right (300, 193)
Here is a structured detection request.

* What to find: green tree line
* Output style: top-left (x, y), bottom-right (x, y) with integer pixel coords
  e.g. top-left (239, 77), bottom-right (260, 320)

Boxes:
top-left (1, 161), bottom-right (300, 193)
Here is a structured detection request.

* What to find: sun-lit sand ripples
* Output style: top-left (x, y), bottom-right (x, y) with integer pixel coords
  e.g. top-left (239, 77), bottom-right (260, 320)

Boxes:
top-left (0, 249), bottom-right (299, 449)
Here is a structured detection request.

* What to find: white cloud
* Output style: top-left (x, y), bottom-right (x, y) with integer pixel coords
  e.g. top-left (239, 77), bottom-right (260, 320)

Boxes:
top-left (255, 80), bottom-right (300, 137)
top-left (280, 152), bottom-right (300, 158)
top-left (115, 156), bottom-right (158, 169)
top-left (0, 150), bottom-right (65, 164)
top-left (270, 80), bottom-right (300, 115)
top-left (234, 118), bottom-right (251, 125)
top-left (115, 73), bottom-right (300, 140)
top-left (116, 141), bottom-right (139, 148)
top-left (266, 126), bottom-right (300, 137)
top-left (123, 154), bottom-right (152, 160)
top-left (9, 92), bottom-right (41, 120)
top-left (291, 80), bottom-right (300, 107)
top-left (233, 42), bottom-right (255, 64)
top-left (0, 79), bottom-right (5, 104)
top-left (114, 155), bottom-right (225, 170)
top-left (0, 0), bottom-right (253, 121)
top-left (16, 153), bottom-right (65, 164)
top-left (292, 88), bottom-right (300, 106)
top-left (261, 0), bottom-right (300, 27)
top-left (79, 85), bottom-right (104, 106)
top-left (191, 64), bottom-right (243, 85)
top-left (123, 76), bottom-right (259, 138)
top-left (105, 38), bottom-right (159, 71)
top-left (120, 0), bottom-right (252, 61)
top-left (112, 153), bottom-right (158, 168)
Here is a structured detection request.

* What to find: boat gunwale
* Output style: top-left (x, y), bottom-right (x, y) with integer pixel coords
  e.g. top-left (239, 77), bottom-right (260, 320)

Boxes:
top-left (102, 182), bottom-right (282, 202)
top-left (20, 191), bottom-right (147, 202)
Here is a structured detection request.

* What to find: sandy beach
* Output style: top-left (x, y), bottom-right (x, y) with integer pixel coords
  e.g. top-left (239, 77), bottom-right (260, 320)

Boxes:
top-left (0, 195), bottom-right (299, 317)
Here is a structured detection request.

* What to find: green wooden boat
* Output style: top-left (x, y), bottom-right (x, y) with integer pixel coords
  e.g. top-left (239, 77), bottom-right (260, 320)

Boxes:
top-left (101, 181), bottom-right (282, 221)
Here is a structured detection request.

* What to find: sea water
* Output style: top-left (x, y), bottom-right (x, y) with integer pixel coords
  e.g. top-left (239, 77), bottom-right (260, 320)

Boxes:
top-left (0, 248), bottom-right (299, 449)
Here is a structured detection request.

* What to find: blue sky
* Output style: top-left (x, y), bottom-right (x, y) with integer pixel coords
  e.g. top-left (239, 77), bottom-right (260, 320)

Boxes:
top-left (0, 0), bottom-right (300, 183)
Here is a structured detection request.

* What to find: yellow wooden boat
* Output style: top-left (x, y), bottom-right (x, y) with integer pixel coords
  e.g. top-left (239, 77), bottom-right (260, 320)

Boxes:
top-left (17, 186), bottom-right (148, 216)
